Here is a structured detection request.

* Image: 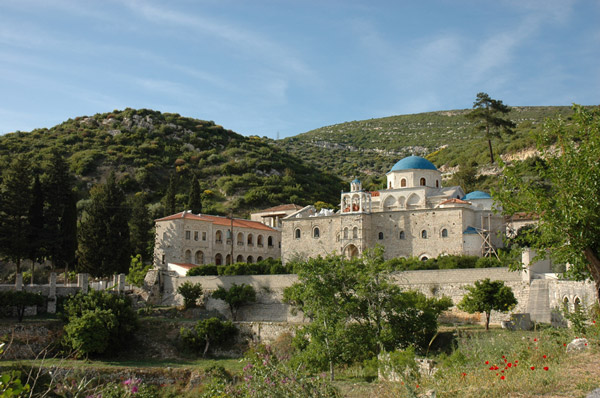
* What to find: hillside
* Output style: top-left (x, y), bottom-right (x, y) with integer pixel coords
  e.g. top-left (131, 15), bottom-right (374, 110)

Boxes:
top-left (0, 108), bottom-right (344, 217)
top-left (275, 106), bottom-right (578, 191)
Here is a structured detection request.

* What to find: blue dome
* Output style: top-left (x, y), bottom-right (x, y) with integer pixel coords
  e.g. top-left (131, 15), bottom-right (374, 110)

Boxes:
top-left (462, 191), bottom-right (492, 200)
top-left (352, 178), bottom-right (361, 183)
top-left (389, 156), bottom-right (438, 172)
top-left (463, 226), bottom-right (479, 235)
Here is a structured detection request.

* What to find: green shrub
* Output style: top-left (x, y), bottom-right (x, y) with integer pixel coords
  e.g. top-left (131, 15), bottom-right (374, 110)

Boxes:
top-left (126, 254), bottom-right (152, 287)
top-left (211, 283), bottom-right (256, 321)
top-left (177, 281), bottom-right (203, 309)
top-left (180, 317), bottom-right (237, 357)
top-left (62, 290), bottom-right (138, 357)
top-left (0, 290), bottom-right (45, 322)
top-left (187, 265), bottom-right (218, 276)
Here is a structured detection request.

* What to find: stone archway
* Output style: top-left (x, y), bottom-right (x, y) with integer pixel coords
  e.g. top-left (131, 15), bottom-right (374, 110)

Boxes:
top-left (343, 244), bottom-right (359, 259)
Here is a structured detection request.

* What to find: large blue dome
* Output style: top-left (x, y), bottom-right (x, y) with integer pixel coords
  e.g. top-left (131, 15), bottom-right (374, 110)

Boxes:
top-left (389, 156), bottom-right (438, 172)
top-left (462, 191), bottom-right (492, 200)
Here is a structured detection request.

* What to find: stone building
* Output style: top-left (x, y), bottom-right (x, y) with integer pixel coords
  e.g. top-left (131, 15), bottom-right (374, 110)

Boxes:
top-left (250, 204), bottom-right (303, 228)
top-left (282, 155), bottom-right (505, 263)
top-left (154, 211), bottom-right (281, 274)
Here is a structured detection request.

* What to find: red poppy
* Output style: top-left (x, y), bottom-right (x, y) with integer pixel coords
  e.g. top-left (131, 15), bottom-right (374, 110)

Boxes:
top-left (543, 355), bottom-right (547, 359)
top-left (500, 375), bottom-right (505, 380)
top-left (416, 384), bottom-right (420, 388)
top-left (534, 338), bottom-right (538, 341)
top-left (507, 363), bottom-right (512, 368)
top-left (543, 367), bottom-right (549, 371)
top-left (530, 366), bottom-right (535, 370)
top-left (563, 343), bottom-right (567, 347)
top-left (485, 361), bottom-right (489, 365)
top-left (502, 355), bottom-right (505, 359)
top-left (515, 360), bottom-right (518, 363)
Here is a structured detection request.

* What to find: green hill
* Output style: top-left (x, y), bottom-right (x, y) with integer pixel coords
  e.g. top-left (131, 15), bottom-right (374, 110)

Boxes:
top-left (275, 106), bottom-right (578, 191)
top-left (0, 108), bottom-right (344, 217)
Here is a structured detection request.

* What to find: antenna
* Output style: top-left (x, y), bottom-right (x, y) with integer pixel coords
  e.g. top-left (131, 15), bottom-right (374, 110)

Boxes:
top-left (276, 131), bottom-right (280, 140)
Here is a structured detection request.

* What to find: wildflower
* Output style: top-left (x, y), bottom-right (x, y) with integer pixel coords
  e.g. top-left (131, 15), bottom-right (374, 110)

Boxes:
top-left (485, 361), bottom-right (489, 365)
top-left (502, 355), bottom-right (505, 359)
top-left (131, 386), bottom-right (138, 393)
top-left (530, 366), bottom-right (535, 370)
top-left (500, 375), bottom-right (505, 380)
top-left (416, 385), bottom-right (420, 388)
top-left (564, 343), bottom-right (567, 347)
top-left (543, 355), bottom-right (547, 359)
top-left (123, 379), bottom-right (132, 386)
top-left (507, 363), bottom-right (512, 368)
top-left (534, 338), bottom-right (537, 342)
top-left (543, 367), bottom-right (549, 371)
top-left (515, 360), bottom-right (518, 363)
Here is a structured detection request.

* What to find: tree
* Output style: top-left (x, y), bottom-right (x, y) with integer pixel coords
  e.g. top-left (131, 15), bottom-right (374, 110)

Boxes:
top-left (177, 281), bottom-right (203, 309)
top-left (458, 278), bottom-right (517, 330)
top-left (467, 92), bottom-right (515, 164)
top-left (495, 105), bottom-right (600, 302)
top-left (126, 254), bottom-right (152, 288)
top-left (27, 175), bottom-right (45, 282)
top-left (164, 174), bottom-right (177, 216)
top-left (129, 193), bottom-right (153, 262)
top-left (179, 317), bottom-right (237, 358)
top-left (0, 155), bottom-right (33, 273)
top-left (211, 283), bottom-right (256, 321)
top-left (0, 290), bottom-right (45, 322)
top-left (187, 174), bottom-right (202, 214)
top-left (77, 173), bottom-right (131, 277)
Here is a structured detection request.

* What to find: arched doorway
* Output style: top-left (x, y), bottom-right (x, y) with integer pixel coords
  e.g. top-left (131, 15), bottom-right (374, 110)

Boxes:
top-left (343, 244), bottom-right (359, 259)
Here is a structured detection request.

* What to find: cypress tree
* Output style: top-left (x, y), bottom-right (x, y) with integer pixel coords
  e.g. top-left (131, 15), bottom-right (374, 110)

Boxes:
top-left (129, 193), bottom-right (153, 262)
top-left (164, 174), bottom-right (177, 216)
top-left (187, 174), bottom-right (202, 214)
top-left (28, 175), bottom-right (45, 281)
top-left (78, 173), bottom-right (131, 277)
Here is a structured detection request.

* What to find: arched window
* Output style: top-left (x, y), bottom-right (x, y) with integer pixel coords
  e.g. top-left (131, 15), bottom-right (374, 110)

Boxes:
top-left (421, 256), bottom-right (428, 261)
top-left (353, 227), bottom-right (358, 239)
top-left (420, 177), bottom-right (426, 186)
top-left (399, 230), bottom-right (405, 240)
top-left (247, 255), bottom-right (254, 263)
top-left (225, 254), bottom-right (232, 265)
top-left (215, 230), bottom-right (222, 243)
top-left (215, 253), bottom-right (223, 266)
top-left (295, 229), bottom-right (301, 239)
top-left (378, 232), bottom-right (384, 240)
top-left (421, 230), bottom-right (428, 239)
top-left (343, 227), bottom-right (349, 239)
top-left (184, 250), bottom-right (192, 263)
top-left (574, 297), bottom-right (581, 312)
top-left (247, 233), bottom-right (253, 246)
top-left (563, 297), bottom-right (570, 312)
top-left (257, 256), bottom-right (263, 262)
top-left (236, 254), bottom-right (244, 263)
top-left (268, 236), bottom-right (273, 247)
top-left (401, 178), bottom-right (407, 187)
top-left (436, 180), bottom-right (439, 188)
top-left (237, 232), bottom-right (244, 246)
top-left (441, 228), bottom-right (448, 238)
top-left (389, 182), bottom-right (392, 189)
top-left (313, 227), bottom-right (320, 238)
top-left (257, 235), bottom-right (263, 246)
top-left (195, 250), bottom-right (204, 265)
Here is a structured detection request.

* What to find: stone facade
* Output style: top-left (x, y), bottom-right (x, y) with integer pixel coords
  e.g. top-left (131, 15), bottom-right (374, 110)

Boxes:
top-left (153, 211), bottom-right (281, 269)
top-left (282, 156), bottom-right (504, 263)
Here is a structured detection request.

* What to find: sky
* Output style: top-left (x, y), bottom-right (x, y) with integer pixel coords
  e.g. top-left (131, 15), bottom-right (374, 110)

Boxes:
top-left (1, 0), bottom-right (599, 139)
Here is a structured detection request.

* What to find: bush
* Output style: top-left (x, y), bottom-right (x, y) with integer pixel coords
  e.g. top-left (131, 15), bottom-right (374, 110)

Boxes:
top-left (62, 290), bottom-right (138, 357)
top-left (187, 265), bottom-right (218, 276)
top-left (211, 283), bottom-right (256, 321)
top-left (126, 254), bottom-right (152, 287)
top-left (186, 258), bottom-right (291, 276)
top-left (180, 317), bottom-right (237, 357)
top-left (177, 281), bottom-right (203, 309)
top-left (0, 290), bottom-right (45, 322)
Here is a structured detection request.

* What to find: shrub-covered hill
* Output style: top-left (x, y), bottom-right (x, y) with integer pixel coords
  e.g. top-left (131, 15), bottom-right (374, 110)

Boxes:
top-left (275, 106), bottom-right (578, 191)
top-left (0, 108), bottom-right (344, 216)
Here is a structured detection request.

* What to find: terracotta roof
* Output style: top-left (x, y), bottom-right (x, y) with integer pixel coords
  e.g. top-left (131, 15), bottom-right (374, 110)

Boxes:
top-left (156, 211), bottom-right (276, 231)
top-left (440, 198), bottom-right (471, 205)
top-left (169, 262), bottom-right (196, 269)
top-left (252, 204), bottom-right (303, 213)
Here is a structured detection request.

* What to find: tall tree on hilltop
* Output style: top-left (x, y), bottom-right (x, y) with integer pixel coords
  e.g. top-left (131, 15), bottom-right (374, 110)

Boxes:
top-left (467, 92), bottom-right (516, 164)
top-left (78, 173), bottom-right (131, 277)
top-left (129, 192), bottom-right (153, 262)
top-left (187, 174), bottom-right (202, 214)
top-left (164, 174), bottom-right (177, 216)
top-left (28, 175), bottom-right (45, 282)
top-left (43, 150), bottom-right (77, 270)
top-left (0, 156), bottom-right (33, 273)
top-left (495, 105), bottom-right (600, 303)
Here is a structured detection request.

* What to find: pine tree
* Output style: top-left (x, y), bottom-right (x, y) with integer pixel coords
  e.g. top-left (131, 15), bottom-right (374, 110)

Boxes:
top-left (187, 174), bottom-right (202, 214)
top-left (467, 92), bottom-right (516, 164)
top-left (129, 193), bottom-right (153, 262)
top-left (0, 156), bottom-right (33, 273)
top-left (78, 173), bottom-right (131, 277)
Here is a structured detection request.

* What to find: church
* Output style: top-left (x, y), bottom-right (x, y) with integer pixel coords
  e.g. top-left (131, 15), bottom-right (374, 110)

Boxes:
top-left (281, 156), bottom-right (505, 263)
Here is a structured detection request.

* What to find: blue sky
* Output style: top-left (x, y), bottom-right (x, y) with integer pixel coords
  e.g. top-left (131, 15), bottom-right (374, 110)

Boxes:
top-left (1, 0), bottom-right (598, 139)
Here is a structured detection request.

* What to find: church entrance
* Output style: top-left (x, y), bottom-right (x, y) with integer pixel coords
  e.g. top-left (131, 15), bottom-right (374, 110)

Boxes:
top-left (343, 244), bottom-right (359, 259)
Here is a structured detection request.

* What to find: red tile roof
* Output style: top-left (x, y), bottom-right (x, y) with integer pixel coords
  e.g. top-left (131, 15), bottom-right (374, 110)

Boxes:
top-left (156, 211), bottom-right (276, 231)
top-left (440, 198), bottom-right (471, 205)
top-left (252, 204), bottom-right (303, 213)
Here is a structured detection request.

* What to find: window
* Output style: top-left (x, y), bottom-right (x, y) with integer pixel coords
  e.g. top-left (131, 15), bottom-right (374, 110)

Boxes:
top-left (378, 232), bottom-right (384, 240)
top-left (389, 182), bottom-right (392, 189)
top-left (421, 230), bottom-right (428, 239)
top-left (441, 228), bottom-right (448, 238)
top-left (353, 227), bottom-right (358, 239)
top-left (399, 230), bottom-right (405, 240)
top-left (161, 254), bottom-right (165, 265)
top-left (295, 229), bottom-right (301, 239)
top-left (313, 227), bottom-right (320, 238)
top-left (202, 231), bottom-right (207, 241)
top-left (247, 234), bottom-right (253, 245)
top-left (268, 236), bottom-right (273, 247)
top-left (420, 177), bottom-right (426, 186)
top-left (257, 256), bottom-right (263, 262)
top-left (401, 178), bottom-right (407, 187)
top-left (563, 297), bottom-right (569, 312)
top-left (574, 297), bottom-right (581, 312)
top-left (215, 253), bottom-right (223, 265)
top-left (237, 232), bottom-right (244, 245)
top-left (195, 250), bottom-right (204, 265)
top-left (257, 235), bottom-right (263, 246)
top-left (436, 180), bottom-right (439, 188)
top-left (194, 231), bottom-right (199, 241)
top-left (247, 256), bottom-right (254, 263)
top-left (236, 255), bottom-right (244, 262)
top-left (185, 231), bottom-right (191, 240)
top-left (343, 227), bottom-right (349, 239)
top-left (215, 230), bottom-right (222, 243)
top-left (184, 250), bottom-right (191, 263)
top-left (421, 256), bottom-right (428, 261)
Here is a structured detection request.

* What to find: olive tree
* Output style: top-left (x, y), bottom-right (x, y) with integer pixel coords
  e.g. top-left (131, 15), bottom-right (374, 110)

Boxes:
top-left (458, 278), bottom-right (517, 330)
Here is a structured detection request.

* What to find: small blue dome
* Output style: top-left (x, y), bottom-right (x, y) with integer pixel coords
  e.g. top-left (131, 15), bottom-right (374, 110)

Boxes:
top-left (389, 156), bottom-right (438, 172)
top-left (463, 226), bottom-right (478, 235)
top-left (352, 178), bottom-right (361, 183)
top-left (462, 191), bottom-right (492, 200)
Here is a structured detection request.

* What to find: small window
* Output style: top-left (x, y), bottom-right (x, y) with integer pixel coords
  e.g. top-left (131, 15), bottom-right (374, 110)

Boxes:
top-left (343, 227), bottom-right (349, 239)
top-left (421, 256), bottom-right (428, 262)
top-left (247, 256), bottom-right (253, 263)
top-left (378, 232), bottom-right (384, 240)
top-left (421, 230), bottom-right (428, 239)
top-left (420, 177), bottom-right (426, 186)
top-left (399, 231), bottom-right (405, 240)
top-left (185, 231), bottom-right (191, 240)
top-left (161, 254), bottom-right (165, 265)
top-left (184, 250), bottom-right (191, 263)
top-left (401, 178), bottom-right (407, 187)
top-left (215, 230), bottom-right (222, 243)
top-left (353, 227), bottom-right (358, 239)
top-left (441, 228), bottom-right (448, 238)
top-left (247, 234), bottom-right (253, 245)
top-left (436, 180), bottom-right (439, 188)
top-left (202, 231), bottom-right (207, 241)
top-left (389, 182), bottom-right (392, 189)
top-left (563, 297), bottom-right (569, 312)
top-left (313, 227), bottom-right (320, 238)
top-left (194, 231), bottom-right (199, 241)
top-left (295, 229), bottom-right (301, 239)
top-left (215, 253), bottom-right (222, 265)
top-left (268, 236), bottom-right (273, 247)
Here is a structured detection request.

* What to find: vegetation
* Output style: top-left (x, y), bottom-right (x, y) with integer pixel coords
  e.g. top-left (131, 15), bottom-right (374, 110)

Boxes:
top-left (180, 317), bottom-right (237, 358)
top-left (495, 105), bottom-right (600, 304)
top-left (0, 290), bottom-right (45, 322)
top-left (458, 279), bottom-right (518, 331)
top-left (211, 283), bottom-right (257, 321)
top-left (126, 254), bottom-right (152, 288)
top-left (62, 290), bottom-right (139, 357)
top-left (177, 281), bottom-right (204, 309)
top-left (284, 249), bottom-right (452, 381)
top-left (187, 258), bottom-right (290, 276)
